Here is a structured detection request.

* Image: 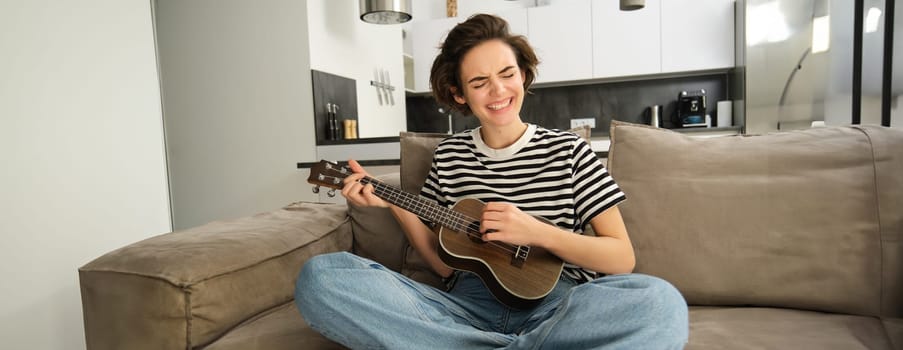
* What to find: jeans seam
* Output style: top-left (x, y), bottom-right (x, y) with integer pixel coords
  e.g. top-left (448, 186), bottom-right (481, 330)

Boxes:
top-left (528, 290), bottom-right (574, 350)
top-left (378, 265), bottom-right (437, 323)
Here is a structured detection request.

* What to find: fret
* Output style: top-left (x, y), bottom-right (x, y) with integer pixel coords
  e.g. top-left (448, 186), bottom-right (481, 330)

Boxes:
top-left (363, 176), bottom-right (449, 224)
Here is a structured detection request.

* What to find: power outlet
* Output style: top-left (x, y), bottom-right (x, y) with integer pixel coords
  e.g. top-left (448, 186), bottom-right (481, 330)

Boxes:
top-left (570, 118), bottom-right (596, 129)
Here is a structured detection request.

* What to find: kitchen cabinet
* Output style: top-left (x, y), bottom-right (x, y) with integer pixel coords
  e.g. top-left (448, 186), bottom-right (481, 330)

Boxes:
top-left (527, 0), bottom-right (593, 83)
top-left (592, 0), bottom-right (662, 78)
top-left (410, 16), bottom-right (460, 93)
top-left (408, 0), bottom-right (735, 89)
top-left (496, 8), bottom-right (528, 37)
top-left (660, 0), bottom-right (735, 73)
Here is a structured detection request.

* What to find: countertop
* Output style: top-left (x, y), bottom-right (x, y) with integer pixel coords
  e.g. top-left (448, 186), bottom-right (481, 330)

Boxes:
top-left (297, 126), bottom-right (742, 168)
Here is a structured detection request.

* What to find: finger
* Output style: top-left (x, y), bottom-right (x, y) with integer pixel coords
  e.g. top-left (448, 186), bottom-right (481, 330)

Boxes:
top-left (483, 202), bottom-right (503, 212)
top-left (348, 159), bottom-right (370, 176)
top-left (342, 172), bottom-right (364, 187)
top-left (481, 210), bottom-right (503, 223)
top-left (486, 201), bottom-right (515, 211)
top-left (341, 179), bottom-right (364, 202)
top-left (341, 186), bottom-right (358, 204)
top-left (481, 230), bottom-right (502, 242)
top-left (479, 219), bottom-right (499, 234)
top-left (361, 183), bottom-right (380, 204)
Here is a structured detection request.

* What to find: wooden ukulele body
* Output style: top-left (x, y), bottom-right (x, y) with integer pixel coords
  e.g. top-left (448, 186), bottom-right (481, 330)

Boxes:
top-left (437, 198), bottom-right (564, 309)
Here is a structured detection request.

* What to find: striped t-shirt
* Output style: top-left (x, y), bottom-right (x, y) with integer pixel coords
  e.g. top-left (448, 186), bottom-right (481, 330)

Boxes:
top-left (420, 124), bottom-right (626, 283)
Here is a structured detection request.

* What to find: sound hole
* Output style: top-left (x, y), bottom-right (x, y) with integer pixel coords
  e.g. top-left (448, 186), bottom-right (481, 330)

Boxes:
top-left (468, 221), bottom-right (487, 243)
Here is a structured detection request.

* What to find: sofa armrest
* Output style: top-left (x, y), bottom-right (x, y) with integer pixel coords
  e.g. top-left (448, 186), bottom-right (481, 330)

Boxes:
top-left (79, 202), bottom-right (351, 350)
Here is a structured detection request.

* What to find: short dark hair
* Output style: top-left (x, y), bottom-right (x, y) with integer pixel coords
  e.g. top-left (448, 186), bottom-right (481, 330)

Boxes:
top-left (429, 14), bottom-right (539, 115)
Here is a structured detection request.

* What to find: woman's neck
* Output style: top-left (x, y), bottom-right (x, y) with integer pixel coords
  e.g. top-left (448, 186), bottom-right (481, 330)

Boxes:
top-left (479, 121), bottom-right (529, 149)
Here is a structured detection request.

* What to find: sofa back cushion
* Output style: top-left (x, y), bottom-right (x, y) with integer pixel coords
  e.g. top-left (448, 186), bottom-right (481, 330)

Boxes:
top-left (607, 122), bottom-right (903, 317)
top-left (348, 173), bottom-right (407, 272)
top-left (399, 131), bottom-right (449, 194)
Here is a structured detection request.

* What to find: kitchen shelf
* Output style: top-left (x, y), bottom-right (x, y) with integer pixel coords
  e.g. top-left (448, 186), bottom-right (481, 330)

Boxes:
top-left (316, 136), bottom-right (399, 146)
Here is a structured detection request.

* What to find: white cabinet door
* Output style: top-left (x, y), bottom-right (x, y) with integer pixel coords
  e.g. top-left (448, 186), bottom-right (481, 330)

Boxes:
top-left (592, 0), bottom-right (661, 78)
top-left (495, 8), bottom-right (528, 37)
top-left (527, 0), bottom-right (593, 84)
top-left (410, 17), bottom-right (460, 92)
top-left (660, 0), bottom-right (735, 73)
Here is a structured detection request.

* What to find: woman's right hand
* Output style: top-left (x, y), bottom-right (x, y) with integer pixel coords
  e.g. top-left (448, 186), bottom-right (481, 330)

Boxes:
top-left (341, 159), bottom-right (389, 208)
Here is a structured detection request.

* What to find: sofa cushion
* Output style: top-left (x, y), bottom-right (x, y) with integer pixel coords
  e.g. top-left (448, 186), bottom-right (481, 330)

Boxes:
top-left (399, 131), bottom-right (449, 194)
top-left (606, 122), bottom-right (901, 317)
top-left (862, 126), bottom-right (903, 318)
top-left (348, 173), bottom-right (407, 272)
top-left (203, 302), bottom-right (345, 350)
top-left (79, 202), bottom-right (352, 349)
top-left (687, 306), bottom-right (894, 349)
top-left (884, 318), bottom-right (903, 350)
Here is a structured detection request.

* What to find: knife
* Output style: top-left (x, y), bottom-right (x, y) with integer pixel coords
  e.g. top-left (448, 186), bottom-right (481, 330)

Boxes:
top-left (384, 69), bottom-right (395, 105)
top-left (373, 69), bottom-right (383, 106)
top-left (379, 69), bottom-right (388, 105)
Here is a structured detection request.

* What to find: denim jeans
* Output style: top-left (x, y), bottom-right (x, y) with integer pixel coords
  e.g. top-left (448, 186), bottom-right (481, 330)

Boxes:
top-left (295, 252), bottom-right (688, 349)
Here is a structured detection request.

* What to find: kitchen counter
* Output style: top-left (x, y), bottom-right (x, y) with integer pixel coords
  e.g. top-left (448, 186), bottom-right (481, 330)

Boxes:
top-left (297, 126), bottom-right (743, 169)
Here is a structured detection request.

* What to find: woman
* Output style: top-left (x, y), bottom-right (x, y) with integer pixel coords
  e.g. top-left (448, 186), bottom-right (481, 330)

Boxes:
top-left (296, 14), bottom-right (688, 349)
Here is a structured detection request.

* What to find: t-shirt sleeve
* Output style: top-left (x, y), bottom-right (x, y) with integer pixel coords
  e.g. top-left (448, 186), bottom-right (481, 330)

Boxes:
top-left (420, 157), bottom-right (441, 203)
top-left (571, 137), bottom-right (626, 228)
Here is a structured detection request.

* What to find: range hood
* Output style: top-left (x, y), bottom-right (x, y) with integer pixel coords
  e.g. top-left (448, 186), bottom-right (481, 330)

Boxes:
top-left (620, 0), bottom-right (645, 11)
top-left (359, 0), bottom-right (412, 24)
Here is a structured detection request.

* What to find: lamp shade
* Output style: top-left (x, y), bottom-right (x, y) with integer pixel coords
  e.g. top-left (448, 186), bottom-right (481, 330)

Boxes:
top-left (360, 0), bottom-right (412, 24)
top-left (620, 0), bottom-right (645, 11)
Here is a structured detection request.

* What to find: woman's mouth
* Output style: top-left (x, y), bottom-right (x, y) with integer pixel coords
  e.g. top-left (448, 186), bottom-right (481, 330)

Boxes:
top-left (487, 98), bottom-right (512, 111)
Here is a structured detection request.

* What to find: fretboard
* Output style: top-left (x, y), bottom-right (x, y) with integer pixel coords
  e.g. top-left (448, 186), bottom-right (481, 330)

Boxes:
top-left (360, 177), bottom-right (472, 232)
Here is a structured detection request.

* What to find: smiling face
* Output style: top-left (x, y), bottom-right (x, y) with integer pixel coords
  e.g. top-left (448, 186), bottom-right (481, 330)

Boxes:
top-left (453, 39), bottom-right (526, 131)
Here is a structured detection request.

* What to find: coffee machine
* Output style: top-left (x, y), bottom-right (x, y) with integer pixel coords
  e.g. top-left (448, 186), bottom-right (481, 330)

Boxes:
top-left (676, 89), bottom-right (707, 128)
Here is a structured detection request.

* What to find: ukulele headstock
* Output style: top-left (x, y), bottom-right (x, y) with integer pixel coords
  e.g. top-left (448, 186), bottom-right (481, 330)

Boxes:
top-left (307, 160), bottom-right (352, 196)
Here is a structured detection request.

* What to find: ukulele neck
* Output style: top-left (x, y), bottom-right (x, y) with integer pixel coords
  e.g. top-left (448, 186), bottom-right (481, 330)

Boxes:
top-left (360, 177), bottom-right (463, 230)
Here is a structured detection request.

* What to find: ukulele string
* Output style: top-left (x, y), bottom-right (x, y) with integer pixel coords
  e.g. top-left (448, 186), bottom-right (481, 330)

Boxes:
top-left (362, 176), bottom-right (522, 255)
top-left (447, 211), bottom-right (521, 254)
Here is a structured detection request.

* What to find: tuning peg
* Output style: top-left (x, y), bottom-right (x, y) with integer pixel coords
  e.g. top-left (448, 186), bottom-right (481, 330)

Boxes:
top-left (312, 186), bottom-right (320, 194)
top-left (327, 189), bottom-right (337, 198)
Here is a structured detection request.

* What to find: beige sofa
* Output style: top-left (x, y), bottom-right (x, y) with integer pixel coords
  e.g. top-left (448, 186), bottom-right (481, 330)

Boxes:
top-left (79, 123), bottom-right (903, 349)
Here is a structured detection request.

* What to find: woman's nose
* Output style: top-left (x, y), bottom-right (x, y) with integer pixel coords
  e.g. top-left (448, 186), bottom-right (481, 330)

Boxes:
top-left (488, 77), bottom-right (504, 95)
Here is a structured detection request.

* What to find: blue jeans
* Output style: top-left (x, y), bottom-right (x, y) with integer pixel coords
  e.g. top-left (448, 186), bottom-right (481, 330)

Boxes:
top-left (295, 252), bottom-right (688, 349)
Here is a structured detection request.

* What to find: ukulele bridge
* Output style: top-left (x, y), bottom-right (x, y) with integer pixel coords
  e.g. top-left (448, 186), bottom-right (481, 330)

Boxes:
top-left (511, 246), bottom-right (530, 268)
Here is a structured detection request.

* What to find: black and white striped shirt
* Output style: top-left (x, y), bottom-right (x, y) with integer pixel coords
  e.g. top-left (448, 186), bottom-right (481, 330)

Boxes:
top-left (420, 124), bottom-right (626, 283)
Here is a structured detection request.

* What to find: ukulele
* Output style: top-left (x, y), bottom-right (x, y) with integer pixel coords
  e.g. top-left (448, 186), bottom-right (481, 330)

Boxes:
top-left (308, 160), bottom-right (564, 309)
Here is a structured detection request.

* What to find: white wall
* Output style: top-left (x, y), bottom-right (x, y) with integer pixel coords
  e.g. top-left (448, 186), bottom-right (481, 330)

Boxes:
top-left (0, 1), bottom-right (172, 349)
top-left (155, 0), bottom-right (317, 229)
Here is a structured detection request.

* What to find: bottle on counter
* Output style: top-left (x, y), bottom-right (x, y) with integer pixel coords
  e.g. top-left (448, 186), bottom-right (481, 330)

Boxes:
top-left (648, 105), bottom-right (661, 128)
top-left (330, 104), bottom-right (341, 140)
top-left (326, 103), bottom-right (335, 140)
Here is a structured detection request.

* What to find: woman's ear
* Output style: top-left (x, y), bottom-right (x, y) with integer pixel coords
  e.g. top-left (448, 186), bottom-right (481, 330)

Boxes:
top-left (451, 87), bottom-right (467, 105)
